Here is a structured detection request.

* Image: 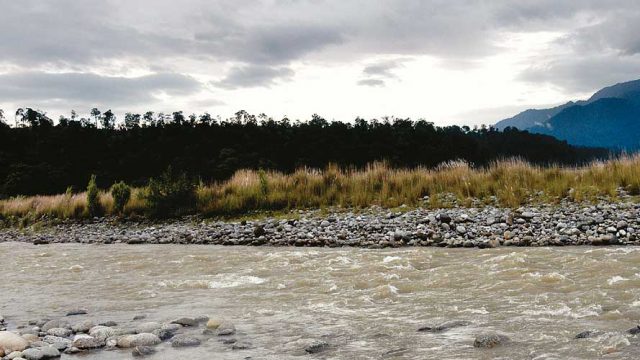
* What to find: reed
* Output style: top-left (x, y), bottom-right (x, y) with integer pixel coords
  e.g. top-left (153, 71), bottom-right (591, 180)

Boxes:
top-left (2, 155), bottom-right (640, 222)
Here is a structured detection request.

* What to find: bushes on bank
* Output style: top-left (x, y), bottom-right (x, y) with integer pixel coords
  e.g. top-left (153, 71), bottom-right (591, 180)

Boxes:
top-left (110, 181), bottom-right (131, 214)
top-left (141, 167), bottom-right (196, 218)
top-left (86, 174), bottom-right (101, 216)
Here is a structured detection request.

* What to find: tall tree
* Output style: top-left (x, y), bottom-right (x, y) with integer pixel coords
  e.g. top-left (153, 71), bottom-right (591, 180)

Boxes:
top-left (15, 108), bottom-right (24, 128)
top-left (172, 111), bottom-right (185, 125)
top-left (143, 111), bottom-right (155, 127)
top-left (90, 108), bottom-right (101, 128)
top-left (101, 109), bottom-right (116, 129)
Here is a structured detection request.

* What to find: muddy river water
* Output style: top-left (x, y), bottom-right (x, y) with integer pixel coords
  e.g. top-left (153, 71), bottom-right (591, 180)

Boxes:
top-left (2, 243), bottom-right (640, 359)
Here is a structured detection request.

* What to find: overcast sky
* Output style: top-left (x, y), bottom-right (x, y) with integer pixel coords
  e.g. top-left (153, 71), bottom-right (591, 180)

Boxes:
top-left (1, 0), bottom-right (640, 126)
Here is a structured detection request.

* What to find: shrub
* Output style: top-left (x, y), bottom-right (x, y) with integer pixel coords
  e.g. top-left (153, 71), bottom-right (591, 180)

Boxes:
top-left (86, 174), bottom-right (101, 216)
top-left (141, 167), bottom-right (196, 218)
top-left (111, 181), bottom-right (131, 214)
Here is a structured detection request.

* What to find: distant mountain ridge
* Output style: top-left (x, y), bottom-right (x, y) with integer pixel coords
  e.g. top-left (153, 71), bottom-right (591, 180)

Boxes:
top-left (495, 79), bottom-right (640, 149)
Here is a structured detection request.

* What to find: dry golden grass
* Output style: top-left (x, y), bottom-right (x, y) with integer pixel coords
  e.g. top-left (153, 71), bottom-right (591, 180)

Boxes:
top-left (2, 155), bottom-right (640, 222)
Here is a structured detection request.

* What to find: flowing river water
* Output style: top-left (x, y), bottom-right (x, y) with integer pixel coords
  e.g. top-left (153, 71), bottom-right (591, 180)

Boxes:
top-left (2, 243), bottom-right (640, 359)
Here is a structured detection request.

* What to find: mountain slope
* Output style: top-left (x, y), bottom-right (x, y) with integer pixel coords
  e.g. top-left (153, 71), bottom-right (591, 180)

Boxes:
top-left (495, 102), bottom-right (575, 130)
top-left (530, 98), bottom-right (640, 149)
top-left (495, 78), bottom-right (640, 149)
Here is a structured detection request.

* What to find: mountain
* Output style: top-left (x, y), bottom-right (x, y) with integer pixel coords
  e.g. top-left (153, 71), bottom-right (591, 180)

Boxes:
top-left (495, 79), bottom-right (640, 149)
top-left (494, 101), bottom-right (576, 130)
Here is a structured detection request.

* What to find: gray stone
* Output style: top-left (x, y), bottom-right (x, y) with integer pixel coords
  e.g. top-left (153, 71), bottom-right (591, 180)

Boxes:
top-left (41, 320), bottom-right (69, 332)
top-left (217, 323), bottom-right (236, 336)
top-left (171, 334), bottom-right (201, 348)
top-left (171, 317), bottom-right (197, 327)
top-left (132, 346), bottom-right (156, 357)
top-left (305, 340), bottom-right (329, 354)
top-left (72, 335), bottom-right (104, 350)
top-left (46, 328), bottom-right (71, 338)
top-left (65, 309), bottom-right (87, 316)
top-left (116, 333), bottom-right (161, 348)
top-left (71, 320), bottom-right (94, 333)
top-left (417, 320), bottom-right (471, 333)
top-left (473, 334), bottom-right (510, 348)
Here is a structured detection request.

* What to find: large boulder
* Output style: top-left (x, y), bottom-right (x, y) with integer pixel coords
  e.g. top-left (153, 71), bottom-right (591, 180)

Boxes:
top-left (0, 331), bottom-right (29, 352)
top-left (116, 333), bottom-right (161, 348)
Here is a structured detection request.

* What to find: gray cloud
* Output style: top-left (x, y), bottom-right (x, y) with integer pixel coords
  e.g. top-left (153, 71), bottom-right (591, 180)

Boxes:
top-left (518, 55), bottom-right (640, 93)
top-left (0, 72), bottom-right (202, 105)
top-left (215, 65), bottom-right (294, 89)
top-left (358, 59), bottom-right (407, 86)
top-left (357, 79), bottom-right (385, 87)
top-left (1, 0), bottom-right (640, 103)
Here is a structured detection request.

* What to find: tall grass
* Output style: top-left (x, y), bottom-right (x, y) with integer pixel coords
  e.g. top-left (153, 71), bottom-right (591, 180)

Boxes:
top-left (2, 155), bottom-right (640, 223)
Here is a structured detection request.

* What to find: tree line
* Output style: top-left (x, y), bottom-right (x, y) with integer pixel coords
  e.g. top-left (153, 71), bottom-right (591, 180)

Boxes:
top-left (0, 108), bottom-right (610, 197)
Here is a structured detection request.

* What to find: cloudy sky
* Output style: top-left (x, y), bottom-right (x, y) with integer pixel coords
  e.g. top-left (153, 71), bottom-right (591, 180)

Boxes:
top-left (1, 0), bottom-right (640, 126)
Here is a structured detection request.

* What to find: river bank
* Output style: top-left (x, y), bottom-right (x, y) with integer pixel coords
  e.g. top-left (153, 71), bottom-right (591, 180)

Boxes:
top-left (1, 200), bottom-right (639, 247)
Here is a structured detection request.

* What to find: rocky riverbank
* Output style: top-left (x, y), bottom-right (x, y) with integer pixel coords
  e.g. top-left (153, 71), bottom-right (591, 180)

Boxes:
top-left (1, 200), bottom-right (640, 248)
top-left (0, 310), bottom-right (331, 358)
top-left (2, 309), bottom-right (640, 358)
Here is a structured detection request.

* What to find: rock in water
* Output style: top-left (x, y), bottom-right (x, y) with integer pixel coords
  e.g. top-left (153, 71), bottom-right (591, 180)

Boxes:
top-left (72, 334), bottom-right (104, 350)
top-left (0, 331), bottom-right (29, 352)
top-left (473, 334), bottom-right (510, 348)
top-left (65, 309), bottom-right (87, 316)
top-left (171, 318), bottom-right (197, 327)
top-left (217, 323), bottom-right (236, 336)
top-left (417, 320), bottom-right (471, 332)
top-left (41, 320), bottom-right (69, 332)
top-left (47, 328), bottom-right (72, 338)
top-left (134, 322), bottom-right (162, 334)
top-left (171, 334), bottom-right (201, 347)
top-left (628, 325), bottom-right (640, 334)
top-left (132, 346), bottom-right (156, 357)
top-left (117, 333), bottom-right (161, 348)
top-left (305, 340), bottom-right (329, 354)
top-left (575, 330), bottom-right (602, 339)
top-left (21, 348), bottom-right (45, 360)
top-left (22, 346), bottom-right (60, 360)
top-left (206, 319), bottom-right (222, 329)
top-left (71, 320), bottom-right (95, 333)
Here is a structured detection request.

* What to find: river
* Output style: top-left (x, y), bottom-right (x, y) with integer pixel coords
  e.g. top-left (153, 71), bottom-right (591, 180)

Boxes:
top-left (2, 243), bottom-right (640, 359)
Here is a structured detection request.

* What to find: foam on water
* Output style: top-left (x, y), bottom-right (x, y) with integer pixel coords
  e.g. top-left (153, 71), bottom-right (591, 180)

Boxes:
top-left (158, 274), bottom-right (267, 289)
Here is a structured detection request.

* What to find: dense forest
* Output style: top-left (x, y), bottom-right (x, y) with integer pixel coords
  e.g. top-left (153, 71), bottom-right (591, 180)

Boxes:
top-left (0, 108), bottom-right (609, 197)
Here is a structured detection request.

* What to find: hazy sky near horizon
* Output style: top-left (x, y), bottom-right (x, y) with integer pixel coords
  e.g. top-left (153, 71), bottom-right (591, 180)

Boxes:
top-left (1, 0), bottom-right (640, 125)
